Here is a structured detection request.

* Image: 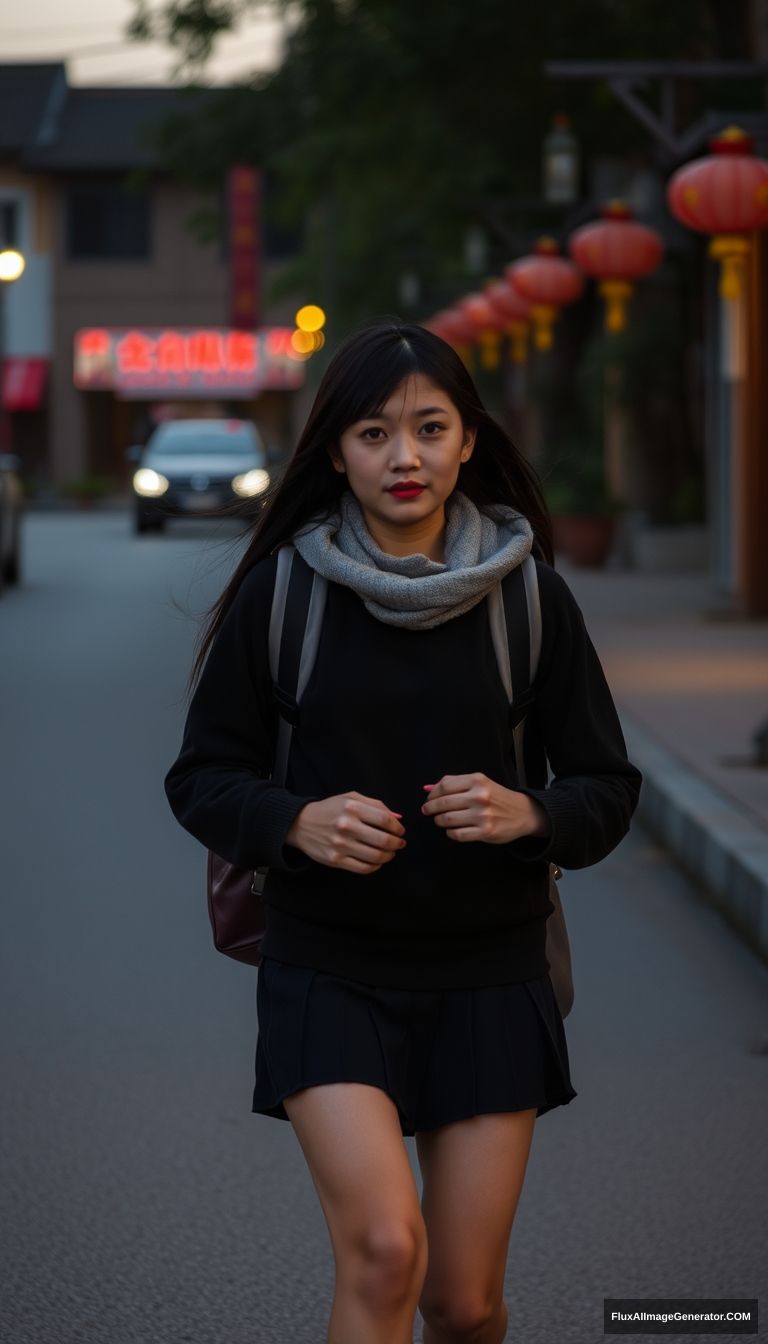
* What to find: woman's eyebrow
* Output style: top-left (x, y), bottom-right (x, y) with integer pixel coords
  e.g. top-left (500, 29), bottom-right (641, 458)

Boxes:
top-left (358, 405), bottom-right (450, 422)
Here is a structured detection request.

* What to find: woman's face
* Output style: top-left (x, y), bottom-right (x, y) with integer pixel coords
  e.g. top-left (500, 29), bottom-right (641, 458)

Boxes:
top-left (329, 373), bottom-right (476, 536)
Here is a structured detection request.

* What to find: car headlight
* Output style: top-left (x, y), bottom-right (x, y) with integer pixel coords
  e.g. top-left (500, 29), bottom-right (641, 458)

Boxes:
top-left (232, 468), bottom-right (270, 498)
top-left (133, 468), bottom-right (170, 498)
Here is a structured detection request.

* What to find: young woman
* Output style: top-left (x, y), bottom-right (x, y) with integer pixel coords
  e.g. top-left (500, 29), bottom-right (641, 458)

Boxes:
top-left (165, 320), bottom-right (642, 1344)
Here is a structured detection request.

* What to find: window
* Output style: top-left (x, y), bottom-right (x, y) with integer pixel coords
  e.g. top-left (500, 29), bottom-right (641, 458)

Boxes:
top-left (0, 199), bottom-right (19, 248)
top-left (66, 178), bottom-right (151, 261)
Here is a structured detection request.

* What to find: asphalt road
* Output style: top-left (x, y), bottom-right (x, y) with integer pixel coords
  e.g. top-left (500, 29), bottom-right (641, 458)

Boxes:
top-left (1, 512), bottom-right (766, 1344)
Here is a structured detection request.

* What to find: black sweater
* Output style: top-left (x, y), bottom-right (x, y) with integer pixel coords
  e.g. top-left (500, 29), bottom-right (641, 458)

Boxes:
top-left (164, 551), bottom-right (642, 989)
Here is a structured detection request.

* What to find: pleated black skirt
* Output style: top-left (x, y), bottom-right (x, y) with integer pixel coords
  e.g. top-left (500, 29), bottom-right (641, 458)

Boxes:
top-left (252, 956), bottom-right (577, 1136)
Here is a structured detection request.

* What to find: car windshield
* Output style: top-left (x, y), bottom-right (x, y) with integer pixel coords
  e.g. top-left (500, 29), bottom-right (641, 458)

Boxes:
top-left (148, 420), bottom-right (260, 454)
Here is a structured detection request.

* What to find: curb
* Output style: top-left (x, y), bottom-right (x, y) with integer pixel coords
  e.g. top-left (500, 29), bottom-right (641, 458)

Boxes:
top-left (619, 706), bottom-right (768, 967)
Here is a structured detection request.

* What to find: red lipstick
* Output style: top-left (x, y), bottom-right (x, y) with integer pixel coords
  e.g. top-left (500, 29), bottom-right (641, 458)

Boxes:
top-left (387, 481), bottom-right (426, 498)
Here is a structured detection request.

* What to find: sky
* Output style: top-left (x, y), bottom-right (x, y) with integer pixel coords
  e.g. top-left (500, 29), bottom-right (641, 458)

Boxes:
top-left (0, 0), bottom-right (289, 85)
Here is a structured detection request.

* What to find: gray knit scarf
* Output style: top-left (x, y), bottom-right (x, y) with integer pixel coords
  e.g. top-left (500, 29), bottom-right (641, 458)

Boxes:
top-left (292, 488), bottom-right (534, 629)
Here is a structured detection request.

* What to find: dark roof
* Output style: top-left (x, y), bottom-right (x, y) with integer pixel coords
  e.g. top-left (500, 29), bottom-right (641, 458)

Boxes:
top-left (23, 85), bottom-right (216, 170)
top-left (0, 65), bottom-right (219, 170)
top-left (0, 63), bottom-right (66, 153)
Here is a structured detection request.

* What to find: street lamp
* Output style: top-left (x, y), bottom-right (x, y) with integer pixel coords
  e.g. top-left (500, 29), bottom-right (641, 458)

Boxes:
top-left (464, 225), bottom-right (489, 276)
top-left (0, 249), bottom-right (25, 283)
top-left (542, 114), bottom-right (581, 206)
top-left (398, 270), bottom-right (421, 311)
top-left (0, 248), bottom-right (26, 452)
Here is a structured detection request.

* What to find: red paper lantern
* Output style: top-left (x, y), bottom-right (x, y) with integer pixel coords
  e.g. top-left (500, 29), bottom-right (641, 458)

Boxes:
top-left (484, 280), bottom-right (531, 363)
top-left (506, 238), bottom-right (585, 350)
top-left (458, 293), bottom-right (506, 369)
top-left (424, 310), bottom-right (455, 339)
top-left (666, 125), bottom-right (768, 299)
top-left (426, 309), bottom-right (477, 365)
top-left (568, 200), bottom-right (664, 331)
top-left (439, 310), bottom-right (477, 344)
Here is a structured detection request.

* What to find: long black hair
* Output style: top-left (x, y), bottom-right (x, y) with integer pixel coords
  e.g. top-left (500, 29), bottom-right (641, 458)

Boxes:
top-left (186, 318), bottom-right (554, 697)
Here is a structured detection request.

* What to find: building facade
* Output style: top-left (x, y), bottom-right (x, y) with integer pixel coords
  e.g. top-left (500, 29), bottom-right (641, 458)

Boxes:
top-left (0, 63), bottom-right (308, 491)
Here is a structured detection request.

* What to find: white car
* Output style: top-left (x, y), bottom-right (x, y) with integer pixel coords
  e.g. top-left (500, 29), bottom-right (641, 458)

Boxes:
top-left (129, 418), bottom-right (271, 534)
top-left (0, 453), bottom-right (22, 594)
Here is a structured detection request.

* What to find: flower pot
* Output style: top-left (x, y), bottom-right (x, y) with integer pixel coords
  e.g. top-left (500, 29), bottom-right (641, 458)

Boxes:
top-left (552, 514), bottom-right (617, 567)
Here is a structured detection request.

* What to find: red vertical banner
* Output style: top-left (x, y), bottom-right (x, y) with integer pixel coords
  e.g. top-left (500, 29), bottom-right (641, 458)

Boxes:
top-left (228, 165), bottom-right (262, 330)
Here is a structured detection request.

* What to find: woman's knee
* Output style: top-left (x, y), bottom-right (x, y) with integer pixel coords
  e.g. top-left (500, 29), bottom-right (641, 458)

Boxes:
top-left (346, 1216), bottom-right (428, 1309)
top-left (283, 1082), bottom-right (428, 1304)
top-left (420, 1290), bottom-right (504, 1340)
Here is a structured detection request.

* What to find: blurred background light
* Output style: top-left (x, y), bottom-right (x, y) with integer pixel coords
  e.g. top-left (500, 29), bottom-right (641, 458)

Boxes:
top-left (295, 304), bottom-right (326, 332)
top-left (0, 248), bottom-right (25, 282)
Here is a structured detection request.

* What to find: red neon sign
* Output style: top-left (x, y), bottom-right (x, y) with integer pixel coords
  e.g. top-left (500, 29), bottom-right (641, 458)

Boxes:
top-left (224, 331), bottom-right (258, 372)
top-left (155, 331), bottom-right (186, 374)
top-left (74, 326), bottom-right (303, 396)
top-left (116, 331), bottom-right (154, 375)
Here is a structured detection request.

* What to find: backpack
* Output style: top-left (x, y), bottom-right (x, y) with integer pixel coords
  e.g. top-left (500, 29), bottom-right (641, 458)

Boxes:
top-left (207, 544), bottom-right (573, 1016)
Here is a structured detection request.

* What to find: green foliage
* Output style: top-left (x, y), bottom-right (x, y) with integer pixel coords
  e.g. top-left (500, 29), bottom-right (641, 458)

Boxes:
top-left (575, 300), bottom-right (684, 421)
top-left (542, 441), bottom-right (627, 517)
top-left (575, 284), bottom-right (706, 524)
top-left (128, 0), bottom-right (251, 71)
top-left (666, 472), bottom-right (707, 525)
top-left (126, 0), bottom-right (754, 323)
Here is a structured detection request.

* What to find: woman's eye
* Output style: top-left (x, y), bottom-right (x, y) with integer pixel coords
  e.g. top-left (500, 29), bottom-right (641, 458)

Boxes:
top-left (360, 428), bottom-right (385, 441)
top-left (421, 422), bottom-right (445, 435)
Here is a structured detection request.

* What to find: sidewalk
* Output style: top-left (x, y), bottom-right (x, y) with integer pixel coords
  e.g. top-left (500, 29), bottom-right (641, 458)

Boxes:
top-left (558, 555), bottom-right (768, 966)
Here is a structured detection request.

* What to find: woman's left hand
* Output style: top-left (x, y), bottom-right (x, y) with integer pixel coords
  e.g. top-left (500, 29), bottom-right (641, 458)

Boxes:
top-left (421, 773), bottom-right (551, 844)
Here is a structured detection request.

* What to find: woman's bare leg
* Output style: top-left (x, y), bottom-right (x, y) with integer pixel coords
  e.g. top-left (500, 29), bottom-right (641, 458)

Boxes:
top-left (283, 1082), bottom-right (429, 1344)
top-left (415, 1109), bottom-right (538, 1344)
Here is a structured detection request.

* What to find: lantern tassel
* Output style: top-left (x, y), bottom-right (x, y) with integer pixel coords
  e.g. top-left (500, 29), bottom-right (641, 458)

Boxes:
top-left (708, 234), bottom-right (750, 301)
top-left (507, 322), bottom-right (528, 364)
top-left (531, 304), bottom-right (556, 351)
top-left (598, 278), bottom-right (633, 333)
top-left (479, 330), bottom-right (501, 370)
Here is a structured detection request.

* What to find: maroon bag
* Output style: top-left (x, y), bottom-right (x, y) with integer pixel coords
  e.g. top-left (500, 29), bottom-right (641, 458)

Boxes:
top-left (206, 856), bottom-right (268, 966)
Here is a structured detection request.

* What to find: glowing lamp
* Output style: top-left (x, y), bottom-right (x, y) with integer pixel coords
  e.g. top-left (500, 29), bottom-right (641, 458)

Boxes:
top-left (0, 249), bottom-right (25, 283)
top-left (295, 304), bottom-right (326, 332)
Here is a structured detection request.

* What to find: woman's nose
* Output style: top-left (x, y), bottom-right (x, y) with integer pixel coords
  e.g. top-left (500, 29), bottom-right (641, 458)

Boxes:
top-left (389, 436), bottom-right (421, 466)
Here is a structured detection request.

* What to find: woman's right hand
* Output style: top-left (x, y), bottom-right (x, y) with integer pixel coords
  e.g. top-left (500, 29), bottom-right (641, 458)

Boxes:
top-left (285, 792), bottom-right (406, 874)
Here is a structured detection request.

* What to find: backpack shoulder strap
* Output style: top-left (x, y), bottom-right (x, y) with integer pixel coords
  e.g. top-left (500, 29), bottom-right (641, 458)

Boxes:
top-left (521, 552), bottom-right (543, 679)
top-left (268, 544), bottom-right (328, 786)
top-left (487, 553), bottom-right (542, 787)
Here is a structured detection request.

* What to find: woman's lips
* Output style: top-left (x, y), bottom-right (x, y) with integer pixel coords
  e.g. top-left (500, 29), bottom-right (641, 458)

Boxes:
top-left (388, 485), bottom-right (426, 498)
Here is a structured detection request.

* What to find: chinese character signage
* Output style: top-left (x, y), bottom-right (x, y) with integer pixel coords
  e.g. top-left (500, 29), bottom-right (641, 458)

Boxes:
top-left (228, 165), bottom-right (262, 330)
top-left (73, 327), bottom-right (306, 397)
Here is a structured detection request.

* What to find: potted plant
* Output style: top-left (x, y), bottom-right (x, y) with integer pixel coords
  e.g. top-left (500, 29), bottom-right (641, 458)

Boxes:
top-left (543, 452), bottom-right (627, 568)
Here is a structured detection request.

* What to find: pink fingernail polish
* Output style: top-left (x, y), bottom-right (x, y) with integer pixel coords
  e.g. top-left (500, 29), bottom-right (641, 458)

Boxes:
top-left (423, 784), bottom-right (435, 790)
